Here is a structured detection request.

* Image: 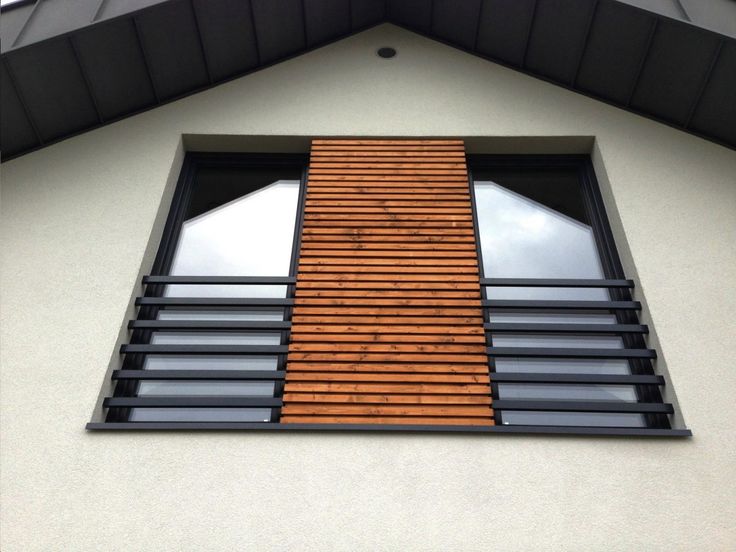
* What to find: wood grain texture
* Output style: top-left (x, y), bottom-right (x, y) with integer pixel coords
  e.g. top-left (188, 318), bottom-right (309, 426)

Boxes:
top-left (282, 139), bottom-right (493, 426)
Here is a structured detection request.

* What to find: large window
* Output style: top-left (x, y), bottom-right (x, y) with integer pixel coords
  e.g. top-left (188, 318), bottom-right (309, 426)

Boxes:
top-left (90, 148), bottom-right (686, 436)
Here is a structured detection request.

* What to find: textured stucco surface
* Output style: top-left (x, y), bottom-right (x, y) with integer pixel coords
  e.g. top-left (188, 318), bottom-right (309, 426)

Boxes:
top-left (1, 24), bottom-right (735, 551)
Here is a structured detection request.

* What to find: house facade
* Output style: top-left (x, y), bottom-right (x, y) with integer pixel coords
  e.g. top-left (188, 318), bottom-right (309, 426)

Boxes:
top-left (1, 2), bottom-right (735, 550)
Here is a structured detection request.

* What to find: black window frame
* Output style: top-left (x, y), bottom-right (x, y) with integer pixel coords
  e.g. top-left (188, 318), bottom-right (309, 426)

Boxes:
top-left (105, 152), bottom-right (309, 424)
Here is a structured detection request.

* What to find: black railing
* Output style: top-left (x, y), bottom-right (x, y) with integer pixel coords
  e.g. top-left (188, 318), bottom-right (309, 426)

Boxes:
top-left (99, 275), bottom-right (293, 425)
top-left (87, 275), bottom-right (691, 436)
top-left (480, 277), bottom-right (683, 433)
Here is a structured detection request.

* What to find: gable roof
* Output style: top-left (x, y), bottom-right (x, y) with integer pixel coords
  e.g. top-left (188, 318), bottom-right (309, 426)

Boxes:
top-left (1, 0), bottom-right (735, 160)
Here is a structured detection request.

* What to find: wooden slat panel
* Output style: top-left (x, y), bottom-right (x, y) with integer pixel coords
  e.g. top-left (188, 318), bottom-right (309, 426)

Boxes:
top-left (283, 138), bottom-right (492, 426)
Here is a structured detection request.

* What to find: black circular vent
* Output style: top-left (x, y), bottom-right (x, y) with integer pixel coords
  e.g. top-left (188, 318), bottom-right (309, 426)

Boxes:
top-left (377, 47), bottom-right (397, 59)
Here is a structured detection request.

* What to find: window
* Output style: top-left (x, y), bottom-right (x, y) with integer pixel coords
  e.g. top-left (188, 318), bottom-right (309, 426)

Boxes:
top-left (89, 143), bottom-right (687, 436)
top-left (103, 154), bottom-right (306, 425)
top-left (470, 156), bottom-right (673, 432)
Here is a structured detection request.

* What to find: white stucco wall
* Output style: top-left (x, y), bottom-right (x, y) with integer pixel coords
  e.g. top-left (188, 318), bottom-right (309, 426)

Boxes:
top-left (1, 24), bottom-right (735, 551)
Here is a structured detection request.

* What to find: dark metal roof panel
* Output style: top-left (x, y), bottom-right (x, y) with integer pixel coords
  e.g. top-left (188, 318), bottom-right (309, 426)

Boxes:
top-left (0, 60), bottom-right (38, 156)
top-left (524, 0), bottom-right (597, 84)
top-left (304, 0), bottom-right (351, 47)
top-left (688, 40), bottom-right (736, 145)
top-left (134, 0), bottom-right (210, 100)
top-left (475, 0), bottom-right (535, 67)
top-left (350, 0), bottom-right (386, 30)
top-left (5, 38), bottom-right (99, 142)
top-left (191, 0), bottom-right (259, 82)
top-left (630, 18), bottom-right (721, 126)
top-left (250, 0), bottom-right (307, 64)
top-left (387, 0), bottom-right (432, 33)
top-left (431, 0), bottom-right (482, 51)
top-left (72, 18), bottom-right (157, 120)
top-left (576, 1), bottom-right (656, 105)
top-left (1, 0), bottom-right (735, 160)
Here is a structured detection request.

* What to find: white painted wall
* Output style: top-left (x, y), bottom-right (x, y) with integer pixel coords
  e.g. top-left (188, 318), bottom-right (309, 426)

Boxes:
top-left (1, 24), bottom-right (735, 551)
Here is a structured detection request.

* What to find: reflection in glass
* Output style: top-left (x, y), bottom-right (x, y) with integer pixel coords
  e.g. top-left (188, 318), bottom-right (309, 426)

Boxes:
top-left (494, 358), bottom-right (630, 374)
top-left (138, 381), bottom-right (275, 397)
top-left (474, 180), bottom-right (606, 300)
top-left (151, 332), bottom-right (281, 346)
top-left (157, 310), bottom-right (285, 321)
top-left (165, 180), bottom-right (300, 298)
top-left (491, 334), bottom-right (623, 348)
top-left (502, 411), bottom-right (645, 427)
top-left (489, 313), bottom-right (617, 324)
top-left (129, 408), bottom-right (272, 422)
top-left (498, 384), bottom-right (637, 401)
top-left (143, 355), bottom-right (279, 371)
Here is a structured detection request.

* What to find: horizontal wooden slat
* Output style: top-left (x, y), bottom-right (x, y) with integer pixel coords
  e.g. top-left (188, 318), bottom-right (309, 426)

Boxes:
top-left (308, 194), bottom-right (470, 200)
top-left (297, 273), bottom-right (479, 281)
top-left (310, 163), bottom-right (466, 169)
top-left (283, 394), bottom-right (492, 405)
top-left (299, 258), bottom-right (477, 267)
top-left (311, 139), bottom-right (464, 145)
top-left (310, 151), bottom-right (465, 158)
top-left (295, 290), bottom-right (479, 298)
top-left (297, 297), bottom-right (480, 308)
top-left (291, 316), bottom-right (484, 325)
top-left (307, 175), bottom-right (469, 182)
top-left (290, 333), bottom-right (485, 344)
top-left (299, 250), bottom-right (476, 259)
top-left (281, 405), bottom-right (491, 416)
top-left (296, 280), bottom-right (478, 289)
top-left (291, 324), bottom-right (485, 334)
top-left (306, 199), bottom-right (471, 207)
top-left (309, 157), bottom-right (466, 164)
top-left (285, 362), bottom-right (488, 373)
top-left (303, 221), bottom-right (474, 228)
top-left (285, 379), bottom-right (489, 388)
top-left (304, 212), bottom-right (473, 218)
top-left (284, 379), bottom-right (489, 388)
top-left (289, 343), bottom-right (485, 354)
top-left (297, 265), bottom-right (479, 274)
top-left (306, 187), bottom-right (469, 195)
top-left (300, 242), bottom-right (477, 250)
top-left (280, 416), bottom-right (493, 425)
top-left (310, 145), bottom-right (465, 151)
top-left (302, 227), bottom-right (474, 235)
top-left (287, 353), bottom-right (489, 363)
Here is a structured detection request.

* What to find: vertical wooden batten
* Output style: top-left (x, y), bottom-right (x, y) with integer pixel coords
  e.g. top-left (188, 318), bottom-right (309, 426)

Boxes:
top-left (281, 139), bottom-right (493, 426)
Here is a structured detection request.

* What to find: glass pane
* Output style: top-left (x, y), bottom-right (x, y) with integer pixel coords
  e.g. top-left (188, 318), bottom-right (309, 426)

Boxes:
top-left (129, 408), bottom-right (272, 422)
top-left (474, 174), bottom-right (603, 278)
top-left (489, 313), bottom-right (618, 324)
top-left (143, 355), bottom-right (279, 371)
top-left (150, 332), bottom-right (282, 345)
top-left (491, 335), bottom-right (624, 348)
top-left (486, 286), bottom-right (609, 301)
top-left (137, 381), bottom-right (275, 397)
top-left (498, 384), bottom-right (637, 401)
top-left (501, 411), bottom-right (646, 427)
top-left (165, 176), bottom-right (300, 298)
top-left (494, 358), bottom-right (630, 375)
top-left (157, 309), bottom-right (285, 321)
